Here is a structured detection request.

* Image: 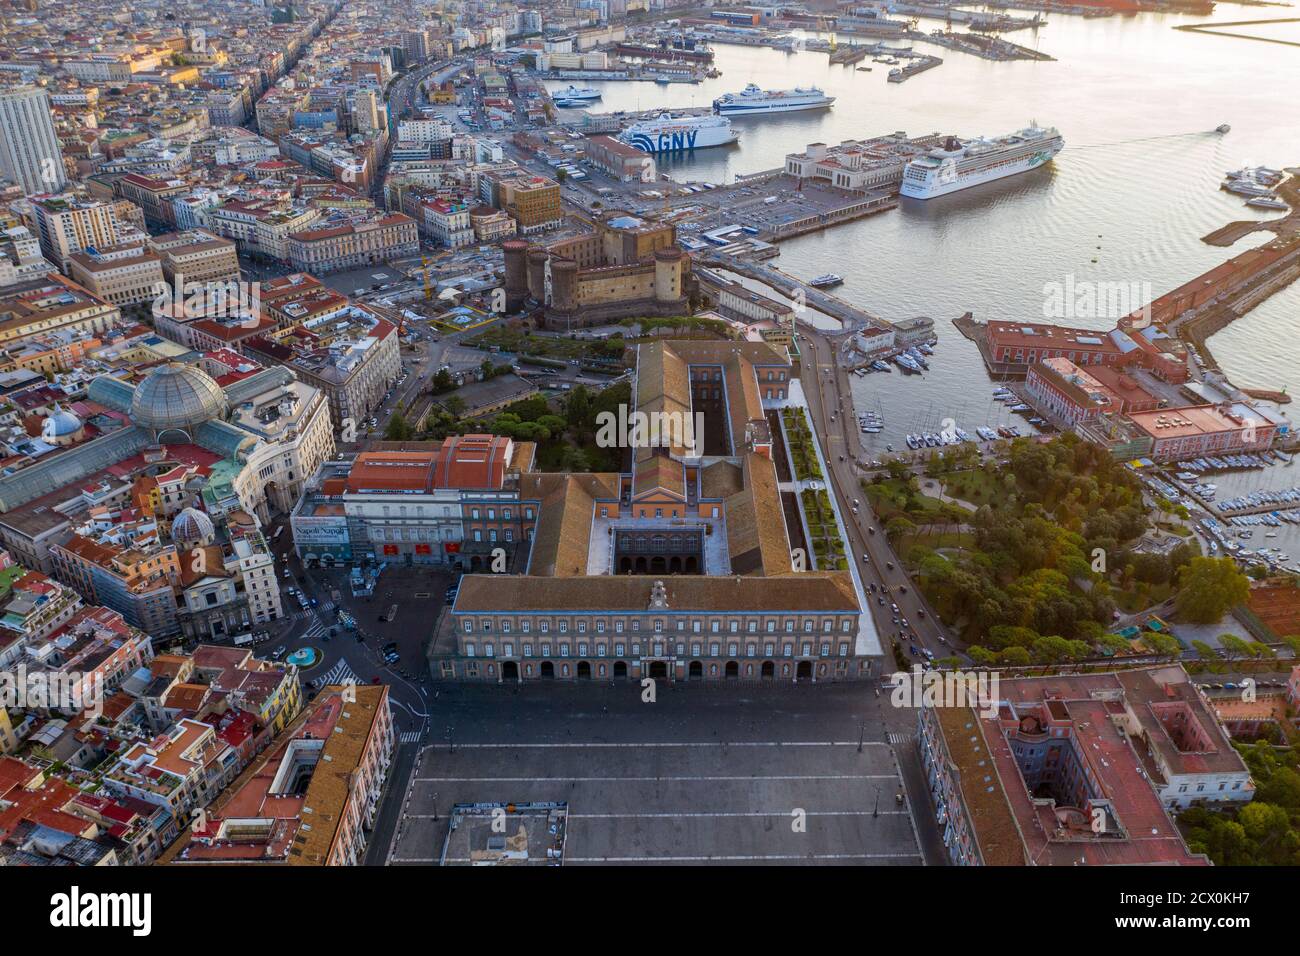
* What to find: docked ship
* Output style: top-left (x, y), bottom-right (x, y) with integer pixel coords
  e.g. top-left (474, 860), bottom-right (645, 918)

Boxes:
top-left (712, 83), bottom-right (835, 116)
top-left (809, 273), bottom-right (843, 288)
top-left (900, 124), bottom-right (1063, 199)
top-left (618, 113), bottom-right (739, 153)
top-left (554, 85), bottom-right (601, 101)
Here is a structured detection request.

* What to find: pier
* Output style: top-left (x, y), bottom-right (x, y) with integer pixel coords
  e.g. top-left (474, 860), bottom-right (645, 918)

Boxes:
top-left (828, 46), bottom-right (871, 65)
top-left (888, 55), bottom-right (943, 82)
top-left (697, 255), bottom-right (895, 332)
top-left (919, 29), bottom-right (1055, 61)
top-left (1174, 18), bottom-right (1300, 49)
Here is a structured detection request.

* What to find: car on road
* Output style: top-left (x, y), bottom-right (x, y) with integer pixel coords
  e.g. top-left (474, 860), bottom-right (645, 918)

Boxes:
top-left (885, 561), bottom-right (895, 570)
top-left (877, 597), bottom-right (885, 606)
top-left (271, 646), bottom-right (287, 660)
top-left (898, 585), bottom-right (908, 594)
top-left (891, 603), bottom-right (899, 613)
top-left (917, 608), bottom-right (925, 617)
top-left (861, 554), bottom-right (870, 564)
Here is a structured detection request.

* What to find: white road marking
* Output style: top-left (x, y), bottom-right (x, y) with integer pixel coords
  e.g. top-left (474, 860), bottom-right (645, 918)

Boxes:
top-left (416, 775), bottom-right (900, 782)
top-left (569, 810), bottom-right (910, 818)
top-left (424, 741), bottom-right (888, 749)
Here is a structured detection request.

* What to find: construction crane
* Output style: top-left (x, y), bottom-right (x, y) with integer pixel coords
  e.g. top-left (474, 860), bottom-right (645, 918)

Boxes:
top-left (421, 254), bottom-right (433, 301)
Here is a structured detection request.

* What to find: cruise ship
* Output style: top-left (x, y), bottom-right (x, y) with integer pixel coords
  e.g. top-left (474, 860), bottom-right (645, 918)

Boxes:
top-left (900, 125), bottom-right (1064, 199)
top-left (712, 83), bottom-right (835, 116)
top-left (553, 85), bottom-right (601, 101)
top-left (618, 113), bottom-right (739, 153)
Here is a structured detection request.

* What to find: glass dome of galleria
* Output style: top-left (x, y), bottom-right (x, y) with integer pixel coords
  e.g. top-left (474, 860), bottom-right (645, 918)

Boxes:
top-left (130, 363), bottom-right (228, 432)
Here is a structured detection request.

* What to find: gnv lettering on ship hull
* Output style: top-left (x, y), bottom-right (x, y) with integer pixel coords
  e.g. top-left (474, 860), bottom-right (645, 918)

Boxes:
top-left (632, 130), bottom-right (698, 153)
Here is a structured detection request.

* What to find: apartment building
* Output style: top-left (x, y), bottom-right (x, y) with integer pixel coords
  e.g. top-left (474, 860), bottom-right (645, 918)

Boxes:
top-left (285, 212), bottom-right (419, 274)
top-left (247, 302), bottom-right (400, 437)
top-left (162, 685), bottom-right (393, 866)
top-left (67, 242), bottom-right (167, 308)
top-left (30, 193), bottom-right (135, 272)
top-left (146, 229), bottom-right (241, 285)
top-left (419, 199), bottom-right (474, 248)
top-left (0, 273), bottom-right (121, 350)
top-left (500, 175), bottom-right (563, 234)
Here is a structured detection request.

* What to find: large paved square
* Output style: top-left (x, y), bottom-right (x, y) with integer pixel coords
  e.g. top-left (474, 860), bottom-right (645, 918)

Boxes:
top-left (387, 682), bottom-right (926, 865)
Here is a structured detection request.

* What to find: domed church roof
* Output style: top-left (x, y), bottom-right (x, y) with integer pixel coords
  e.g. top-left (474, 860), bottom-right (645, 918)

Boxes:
top-left (130, 363), bottom-right (227, 433)
top-left (171, 507), bottom-right (216, 548)
top-left (44, 404), bottom-right (83, 437)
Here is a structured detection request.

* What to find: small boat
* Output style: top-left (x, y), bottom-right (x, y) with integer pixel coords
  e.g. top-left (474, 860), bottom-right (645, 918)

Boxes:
top-left (1247, 196), bottom-right (1288, 211)
top-left (1223, 179), bottom-right (1274, 197)
top-left (856, 66), bottom-right (873, 72)
top-left (1216, 123), bottom-right (1231, 134)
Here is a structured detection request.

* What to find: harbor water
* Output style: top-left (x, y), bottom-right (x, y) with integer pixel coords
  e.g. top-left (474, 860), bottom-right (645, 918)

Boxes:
top-left (577, 7), bottom-right (1300, 450)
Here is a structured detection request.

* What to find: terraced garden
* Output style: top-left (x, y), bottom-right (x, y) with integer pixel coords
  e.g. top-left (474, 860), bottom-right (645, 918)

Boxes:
top-left (781, 407), bottom-right (822, 481)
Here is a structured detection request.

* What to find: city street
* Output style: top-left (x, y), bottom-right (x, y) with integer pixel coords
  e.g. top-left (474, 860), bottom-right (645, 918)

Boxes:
top-left (798, 326), bottom-right (964, 668)
top-left (257, 513), bottom-right (439, 739)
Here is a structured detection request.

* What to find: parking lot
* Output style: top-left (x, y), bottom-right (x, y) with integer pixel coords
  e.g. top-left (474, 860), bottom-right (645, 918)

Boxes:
top-left (387, 682), bottom-right (925, 865)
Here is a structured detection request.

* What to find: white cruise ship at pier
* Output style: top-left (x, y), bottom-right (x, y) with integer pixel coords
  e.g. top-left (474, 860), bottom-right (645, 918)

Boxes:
top-left (900, 125), bottom-right (1063, 199)
top-left (712, 83), bottom-right (835, 116)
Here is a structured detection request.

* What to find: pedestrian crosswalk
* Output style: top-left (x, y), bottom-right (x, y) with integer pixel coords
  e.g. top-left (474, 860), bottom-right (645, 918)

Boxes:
top-left (318, 658), bottom-right (360, 688)
top-left (399, 730), bottom-right (423, 744)
top-left (887, 732), bottom-right (915, 746)
top-left (286, 601), bottom-right (334, 621)
top-left (301, 620), bottom-right (328, 642)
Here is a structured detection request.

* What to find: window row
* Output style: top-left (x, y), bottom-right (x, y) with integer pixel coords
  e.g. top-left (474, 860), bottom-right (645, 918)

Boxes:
top-left (461, 640), bottom-right (854, 659)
